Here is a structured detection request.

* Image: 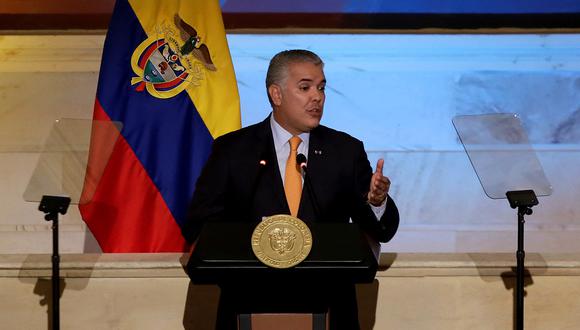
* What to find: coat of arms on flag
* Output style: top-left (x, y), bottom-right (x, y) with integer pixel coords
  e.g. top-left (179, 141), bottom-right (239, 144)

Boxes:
top-left (131, 15), bottom-right (217, 99)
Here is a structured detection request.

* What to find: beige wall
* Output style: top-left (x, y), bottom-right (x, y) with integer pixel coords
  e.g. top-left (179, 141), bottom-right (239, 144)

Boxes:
top-left (2, 253), bottom-right (580, 330)
top-left (0, 35), bottom-right (103, 253)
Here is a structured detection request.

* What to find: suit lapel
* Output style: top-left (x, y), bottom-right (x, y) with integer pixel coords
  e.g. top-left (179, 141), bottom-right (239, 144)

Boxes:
top-left (254, 116), bottom-right (289, 215)
top-left (298, 126), bottom-right (328, 222)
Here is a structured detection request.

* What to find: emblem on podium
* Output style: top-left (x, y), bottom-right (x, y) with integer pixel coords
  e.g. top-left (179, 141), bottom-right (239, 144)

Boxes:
top-left (251, 215), bottom-right (312, 269)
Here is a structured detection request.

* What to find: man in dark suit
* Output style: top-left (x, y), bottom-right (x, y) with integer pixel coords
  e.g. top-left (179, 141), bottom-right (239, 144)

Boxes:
top-left (184, 49), bottom-right (399, 329)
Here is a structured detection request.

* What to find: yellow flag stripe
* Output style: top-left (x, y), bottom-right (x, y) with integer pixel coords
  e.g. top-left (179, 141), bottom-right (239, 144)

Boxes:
top-left (129, 0), bottom-right (241, 139)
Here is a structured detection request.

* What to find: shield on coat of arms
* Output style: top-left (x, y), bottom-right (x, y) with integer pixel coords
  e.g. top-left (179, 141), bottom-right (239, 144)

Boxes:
top-left (130, 16), bottom-right (214, 100)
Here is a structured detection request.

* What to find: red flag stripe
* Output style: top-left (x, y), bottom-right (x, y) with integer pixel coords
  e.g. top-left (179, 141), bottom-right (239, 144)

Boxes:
top-left (79, 100), bottom-right (188, 252)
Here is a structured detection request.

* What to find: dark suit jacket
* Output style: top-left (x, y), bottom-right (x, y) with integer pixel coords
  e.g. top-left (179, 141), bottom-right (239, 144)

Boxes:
top-left (183, 116), bottom-right (399, 329)
top-left (183, 116), bottom-right (399, 244)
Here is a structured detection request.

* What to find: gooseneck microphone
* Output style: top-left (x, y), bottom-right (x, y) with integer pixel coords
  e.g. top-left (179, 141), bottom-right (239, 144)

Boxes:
top-left (247, 150), bottom-right (269, 221)
top-left (296, 153), bottom-right (321, 221)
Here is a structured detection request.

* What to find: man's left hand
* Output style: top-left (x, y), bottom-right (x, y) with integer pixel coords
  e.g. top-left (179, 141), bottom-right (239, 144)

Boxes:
top-left (368, 158), bottom-right (391, 206)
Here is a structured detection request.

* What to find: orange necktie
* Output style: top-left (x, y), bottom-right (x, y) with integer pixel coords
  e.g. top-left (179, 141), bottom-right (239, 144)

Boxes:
top-left (285, 136), bottom-right (302, 217)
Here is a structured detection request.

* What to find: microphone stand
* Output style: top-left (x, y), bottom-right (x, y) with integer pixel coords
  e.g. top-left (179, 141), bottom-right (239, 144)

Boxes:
top-left (297, 154), bottom-right (321, 220)
top-left (247, 152), bottom-right (269, 220)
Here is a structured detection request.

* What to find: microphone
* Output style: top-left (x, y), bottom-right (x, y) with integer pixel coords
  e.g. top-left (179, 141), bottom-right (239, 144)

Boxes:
top-left (296, 153), bottom-right (307, 170)
top-left (296, 153), bottom-right (321, 221)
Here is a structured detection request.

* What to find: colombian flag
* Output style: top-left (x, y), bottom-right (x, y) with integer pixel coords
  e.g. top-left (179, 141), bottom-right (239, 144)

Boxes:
top-left (79, 0), bottom-right (240, 252)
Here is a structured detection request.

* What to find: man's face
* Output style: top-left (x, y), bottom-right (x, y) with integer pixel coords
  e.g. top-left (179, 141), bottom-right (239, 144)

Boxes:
top-left (270, 61), bottom-right (326, 135)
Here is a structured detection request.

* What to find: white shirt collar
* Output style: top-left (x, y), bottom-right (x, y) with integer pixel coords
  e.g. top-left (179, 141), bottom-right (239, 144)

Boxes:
top-left (270, 114), bottom-right (309, 155)
top-left (270, 114), bottom-right (309, 184)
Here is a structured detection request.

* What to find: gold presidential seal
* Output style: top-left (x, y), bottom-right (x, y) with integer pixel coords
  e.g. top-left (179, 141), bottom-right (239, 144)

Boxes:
top-left (251, 214), bottom-right (312, 269)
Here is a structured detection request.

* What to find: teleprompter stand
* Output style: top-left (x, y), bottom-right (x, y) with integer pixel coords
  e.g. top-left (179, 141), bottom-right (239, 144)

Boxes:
top-left (23, 119), bottom-right (122, 330)
top-left (38, 195), bottom-right (71, 330)
top-left (506, 189), bottom-right (538, 330)
top-left (453, 114), bottom-right (552, 330)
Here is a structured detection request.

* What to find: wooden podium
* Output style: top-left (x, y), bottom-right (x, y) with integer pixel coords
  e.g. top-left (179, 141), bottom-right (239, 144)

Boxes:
top-left (186, 222), bottom-right (380, 330)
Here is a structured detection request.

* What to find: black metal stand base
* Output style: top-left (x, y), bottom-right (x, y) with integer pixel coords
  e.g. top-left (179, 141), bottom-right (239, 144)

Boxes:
top-left (39, 195), bottom-right (71, 330)
top-left (506, 190), bottom-right (538, 330)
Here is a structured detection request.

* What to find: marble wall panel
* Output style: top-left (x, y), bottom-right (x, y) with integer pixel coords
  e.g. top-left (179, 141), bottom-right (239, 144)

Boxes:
top-left (0, 34), bottom-right (579, 253)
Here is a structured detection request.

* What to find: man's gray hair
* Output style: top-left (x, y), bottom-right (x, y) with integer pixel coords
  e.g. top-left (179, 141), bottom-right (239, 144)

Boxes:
top-left (265, 49), bottom-right (324, 105)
